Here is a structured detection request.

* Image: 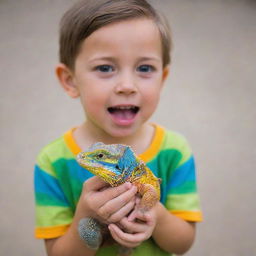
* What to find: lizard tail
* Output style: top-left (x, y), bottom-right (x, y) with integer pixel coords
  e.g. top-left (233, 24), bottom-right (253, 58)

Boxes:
top-left (78, 218), bottom-right (103, 250)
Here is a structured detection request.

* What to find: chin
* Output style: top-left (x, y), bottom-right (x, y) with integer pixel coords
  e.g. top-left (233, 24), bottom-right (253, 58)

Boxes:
top-left (106, 125), bottom-right (139, 139)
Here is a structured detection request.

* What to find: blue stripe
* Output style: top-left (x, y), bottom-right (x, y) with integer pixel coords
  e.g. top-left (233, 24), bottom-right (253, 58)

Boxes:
top-left (166, 156), bottom-right (196, 191)
top-left (97, 160), bottom-right (116, 169)
top-left (34, 165), bottom-right (69, 205)
top-left (64, 159), bottom-right (94, 181)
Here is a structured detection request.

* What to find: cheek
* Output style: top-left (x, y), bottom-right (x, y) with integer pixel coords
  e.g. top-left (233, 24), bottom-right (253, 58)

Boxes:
top-left (80, 90), bottom-right (104, 115)
top-left (80, 84), bottom-right (107, 103)
top-left (142, 89), bottom-right (161, 116)
top-left (143, 85), bottom-right (162, 105)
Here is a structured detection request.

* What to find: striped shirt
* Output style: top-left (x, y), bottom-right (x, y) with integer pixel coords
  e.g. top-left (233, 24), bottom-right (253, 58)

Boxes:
top-left (34, 124), bottom-right (202, 255)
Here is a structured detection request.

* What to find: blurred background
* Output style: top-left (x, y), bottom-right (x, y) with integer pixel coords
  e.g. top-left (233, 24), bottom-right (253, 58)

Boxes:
top-left (0, 0), bottom-right (255, 255)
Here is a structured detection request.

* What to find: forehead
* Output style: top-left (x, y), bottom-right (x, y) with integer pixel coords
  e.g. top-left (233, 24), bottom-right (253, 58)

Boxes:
top-left (77, 18), bottom-right (162, 61)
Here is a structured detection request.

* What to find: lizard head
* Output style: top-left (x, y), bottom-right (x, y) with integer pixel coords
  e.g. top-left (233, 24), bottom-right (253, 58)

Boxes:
top-left (77, 142), bottom-right (138, 186)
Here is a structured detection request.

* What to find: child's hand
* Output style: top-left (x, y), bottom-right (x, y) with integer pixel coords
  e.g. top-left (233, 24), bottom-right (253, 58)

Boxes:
top-left (79, 176), bottom-right (137, 224)
top-left (108, 205), bottom-right (157, 248)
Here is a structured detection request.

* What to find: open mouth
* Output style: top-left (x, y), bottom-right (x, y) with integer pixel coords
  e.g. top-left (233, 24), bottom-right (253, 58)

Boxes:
top-left (107, 105), bottom-right (140, 122)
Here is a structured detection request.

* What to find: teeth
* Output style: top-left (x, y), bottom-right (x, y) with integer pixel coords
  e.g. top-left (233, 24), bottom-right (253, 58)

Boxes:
top-left (118, 106), bottom-right (134, 110)
top-left (109, 106), bottom-right (137, 110)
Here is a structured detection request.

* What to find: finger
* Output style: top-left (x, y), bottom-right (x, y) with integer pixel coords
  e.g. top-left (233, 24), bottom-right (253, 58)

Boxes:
top-left (127, 208), bottom-right (138, 222)
top-left (135, 197), bottom-right (141, 206)
top-left (108, 224), bottom-right (142, 248)
top-left (108, 199), bottom-right (136, 223)
top-left (99, 182), bottom-right (133, 200)
top-left (127, 197), bottom-right (142, 221)
top-left (106, 185), bottom-right (137, 209)
top-left (119, 217), bottom-right (147, 234)
top-left (98, 185), bottom-right (137, 220)
top-left (92, 182), bottom-right (133, 212)
top-left (109, 223), bottom-right (146, 244)
top-left (136, 211), bottom-right (154, 225)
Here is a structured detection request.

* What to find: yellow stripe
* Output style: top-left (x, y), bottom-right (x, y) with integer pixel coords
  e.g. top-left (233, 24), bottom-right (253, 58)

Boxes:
top-left (35, 224), bottom-right (70, 239)
top-left (139, 124), bottom-right (164, 162)
top-left (170, 210), bottom-right (203, 222)
top-left (64, 128), bottom-right (81, 155)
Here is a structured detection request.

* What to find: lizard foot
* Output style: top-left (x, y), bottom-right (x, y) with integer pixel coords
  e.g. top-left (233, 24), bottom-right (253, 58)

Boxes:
top-left (78, 218), bottom-right (103, 250)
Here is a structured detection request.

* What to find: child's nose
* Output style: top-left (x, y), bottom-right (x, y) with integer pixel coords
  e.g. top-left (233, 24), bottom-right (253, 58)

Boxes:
top-left (114, 73), bottom-right (137, 95)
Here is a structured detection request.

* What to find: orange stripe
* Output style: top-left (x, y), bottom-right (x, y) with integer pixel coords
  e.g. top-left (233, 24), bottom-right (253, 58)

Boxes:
top-left (170, 210), bottom-right (203, 222)
top-left (64, 124), bottom-right (164, 161)
top-left (64, 128), bottom-right (81, 155)
top-left (139, 124), bottom-right (164, 162)
top-left (35, 224), bottom-right (71, 239)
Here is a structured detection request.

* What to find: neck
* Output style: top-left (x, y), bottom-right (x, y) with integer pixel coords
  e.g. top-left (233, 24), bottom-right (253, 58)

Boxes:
top-left (74, 122), bottom-right (155, 155)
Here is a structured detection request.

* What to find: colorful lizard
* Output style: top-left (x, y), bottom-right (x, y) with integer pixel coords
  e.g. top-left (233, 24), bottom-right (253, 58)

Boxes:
top-left (76, 142), bottom-right (161, 255)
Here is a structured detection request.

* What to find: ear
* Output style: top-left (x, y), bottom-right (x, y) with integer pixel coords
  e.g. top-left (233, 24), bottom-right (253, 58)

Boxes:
top-left (55, 63), bottom-right (80, 98)
top-left (162, 65), bottom-right (170, 82)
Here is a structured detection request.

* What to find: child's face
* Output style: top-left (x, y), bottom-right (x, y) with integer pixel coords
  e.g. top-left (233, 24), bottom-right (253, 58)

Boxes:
top-left (70, 18), bottom-right (168, 138)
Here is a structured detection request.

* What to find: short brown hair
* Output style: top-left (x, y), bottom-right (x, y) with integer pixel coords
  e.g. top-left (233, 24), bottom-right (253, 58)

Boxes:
top-left (59, 0), bottom-right (172, 70)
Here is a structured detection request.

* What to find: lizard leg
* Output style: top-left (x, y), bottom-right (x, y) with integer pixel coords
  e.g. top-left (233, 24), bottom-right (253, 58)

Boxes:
top-left (78, 218), bottom-right (103, 250)
top-left (138, 184), bottom-right (159, 212)
top-left (127, 183), bottom-right (159, 221)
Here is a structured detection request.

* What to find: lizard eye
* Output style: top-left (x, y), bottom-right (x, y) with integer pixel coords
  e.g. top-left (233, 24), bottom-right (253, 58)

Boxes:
top-left (97, 153), bottom-right (104, 159)
top-left (80, 154), bottom-right (86, 159)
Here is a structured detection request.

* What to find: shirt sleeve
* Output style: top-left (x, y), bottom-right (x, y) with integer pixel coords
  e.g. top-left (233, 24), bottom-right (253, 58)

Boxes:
top-left (164, 133), bottom-right (203, 222)
top-left (34, 150), bottom-right (73, 239)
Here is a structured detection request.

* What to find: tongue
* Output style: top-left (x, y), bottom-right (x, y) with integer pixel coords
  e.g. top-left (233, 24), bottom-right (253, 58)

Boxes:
top-left (111, 109), bottom-right (135, 120)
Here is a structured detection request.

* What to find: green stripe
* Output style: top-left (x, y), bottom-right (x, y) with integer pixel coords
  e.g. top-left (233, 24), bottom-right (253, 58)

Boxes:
top-left (37, 136), bottom-right (74, 177)
top-left (35, 193), bottom-right (69, 207)
top-left (37, 152), bottom-right (57, 178)
top-left (96, 238), bottom-right (171, 256)
top-left (166, 193), bottom-right (201, 211)
top-left (147, 149), bottom-right (182, 180)
top-left (169, 181), bottom-right (197, 194)
top-left (53, 158), bottom-right (86, 209)
top-left (147, 148), bottom-right (192, 181)
top-left (36, 205), bottom-right (73, 227)
top-left (160, 130), bottom-right (192, 168)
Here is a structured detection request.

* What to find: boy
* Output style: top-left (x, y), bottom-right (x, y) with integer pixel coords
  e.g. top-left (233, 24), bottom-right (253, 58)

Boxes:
top-left (34, 0), bottom-right (203, 255)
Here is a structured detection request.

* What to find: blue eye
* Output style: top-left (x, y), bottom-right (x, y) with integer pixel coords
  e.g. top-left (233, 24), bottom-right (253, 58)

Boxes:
top-left (96, 65), bottom-right (114, 73)
top-left (137, 65), bottom-right (154, 73)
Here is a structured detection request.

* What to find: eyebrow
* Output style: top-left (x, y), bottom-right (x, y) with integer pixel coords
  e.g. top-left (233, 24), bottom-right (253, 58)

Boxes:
top-left (138, 56), bottom-right (162, 63)
top-left (89, 56), bottom-right (161, 63)
top-left (88, 56), bottom-right (116, 63)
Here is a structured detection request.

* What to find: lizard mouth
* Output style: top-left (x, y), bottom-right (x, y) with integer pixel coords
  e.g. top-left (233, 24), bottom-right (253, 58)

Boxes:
top-left (107, 105), bottom-right (140, 123)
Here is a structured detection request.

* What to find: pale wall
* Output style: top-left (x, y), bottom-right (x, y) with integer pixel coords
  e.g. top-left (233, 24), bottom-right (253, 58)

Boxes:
top-left (0, 0), bottom-right (255, 255)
